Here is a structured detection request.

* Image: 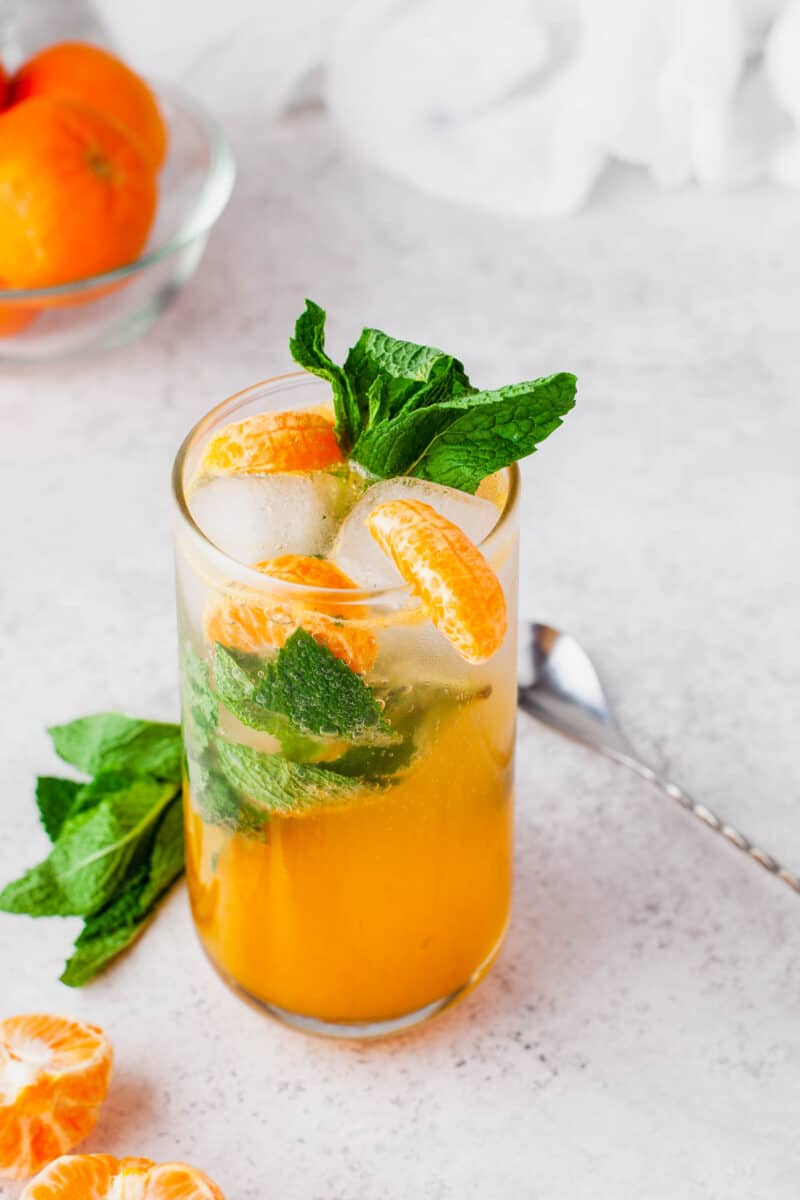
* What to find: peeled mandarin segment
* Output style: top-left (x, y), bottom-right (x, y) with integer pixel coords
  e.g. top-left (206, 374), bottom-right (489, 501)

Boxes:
top-left (0, 97), bottom-right (157, 290)
top-left (19, 1154), bottom-right (132, 1200)
top-left (200, 409), bottom-right (343, 478)
top-left (10, 41), bottom-right (168, 168)
top-left (0, 1016), bottom-right (113, 1180)
top-left (20, 1155), bottom-right (223, 1200)
top-left (253, 553), bottom-right (365, 605)
top-left (367, 498), bottom-right (507, 665)
top-left (141, 1161), bottom-right (226, 1199)
top-left (204, 553), bottom-right (377, 675)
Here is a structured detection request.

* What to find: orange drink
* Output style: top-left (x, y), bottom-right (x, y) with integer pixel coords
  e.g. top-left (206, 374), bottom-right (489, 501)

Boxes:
top-left (173, 303), bottom-right (574, 1036)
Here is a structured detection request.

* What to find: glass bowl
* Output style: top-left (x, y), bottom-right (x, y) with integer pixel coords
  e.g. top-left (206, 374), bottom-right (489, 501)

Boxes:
top-left (0, 83), bottom-right (236, 362)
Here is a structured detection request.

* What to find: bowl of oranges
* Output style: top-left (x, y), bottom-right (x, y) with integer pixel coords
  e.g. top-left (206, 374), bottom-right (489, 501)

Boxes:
top-left (0, 41), bottom-right (236, 361)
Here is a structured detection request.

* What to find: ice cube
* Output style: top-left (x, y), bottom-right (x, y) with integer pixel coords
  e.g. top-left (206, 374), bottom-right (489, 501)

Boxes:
top-left (329, 476), bottom-right (500, 589)
top-left (188, 472), bottom-right (350, 565)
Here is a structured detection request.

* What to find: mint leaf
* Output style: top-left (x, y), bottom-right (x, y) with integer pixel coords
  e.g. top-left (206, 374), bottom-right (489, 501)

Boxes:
top-left (36, 777), bottom-right (83, 842)
top-left (289, 300), bottom-right (360, 450)
top-left (409, 374), bottom-right (577, 493)
top-left (188, 758), bottom-right (269, 840)
top-left (181, 642), bottom-right (218, 756)
top-left (138, 795), bottom-right (186, 909)
top-left (351, 373), bottom-right (576, 490)
top-left (49, 714), bottom-right (182, 783)
top-left (254, 629), bottom-right (391, 740)
top-left (217, 741), bottom-right (372, 817)
top-left (61, 893), bottom-right (149, 987)
top-left (0, 775), bottom-right (177, 917)
top-left (350, 400), bottom-right (466, 479)
top-left (61, 796), bottom-right (185, 987)
top-left (344, 327), bottom-right (473, 427)
top-left (215, 634), bottom-right (396, 755)
top-left (213, 644), bottom-right (334, 761)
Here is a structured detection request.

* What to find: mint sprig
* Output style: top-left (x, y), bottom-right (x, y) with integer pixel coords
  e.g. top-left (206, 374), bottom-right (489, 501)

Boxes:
top-left (289, 300), bottom-right (577, 492)
top-left (0, 715), bottom-right (185, 986)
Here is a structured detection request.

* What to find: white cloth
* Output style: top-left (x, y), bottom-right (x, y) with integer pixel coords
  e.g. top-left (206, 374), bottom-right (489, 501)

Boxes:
top-left (91, 0), bottom-right (800, 215)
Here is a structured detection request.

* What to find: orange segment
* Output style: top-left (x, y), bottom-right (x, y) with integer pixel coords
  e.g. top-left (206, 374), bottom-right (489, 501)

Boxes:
top-left (20, 1154), bottom-right (225, 1199)
top-left (200, 409), bottom-right (343, 477)
top-left (141, 1162), bottom-right (226, 1199)
top-left (0, 1015), bottom-right (113, 1180)
top-left (367, 498), bottom-right (507, 664)
top-left (20, 1155), bottom-right (149, 1199)
top-left (205, 553), bottom-right (377, 675)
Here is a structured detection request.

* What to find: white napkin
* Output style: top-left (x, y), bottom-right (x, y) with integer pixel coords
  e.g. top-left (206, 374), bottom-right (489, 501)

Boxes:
top-left (89, 0), bottom-right (800, 215)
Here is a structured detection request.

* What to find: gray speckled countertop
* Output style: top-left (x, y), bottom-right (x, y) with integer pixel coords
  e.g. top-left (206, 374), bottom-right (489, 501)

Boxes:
top-left (1, 107), bottom-right (799, 1200)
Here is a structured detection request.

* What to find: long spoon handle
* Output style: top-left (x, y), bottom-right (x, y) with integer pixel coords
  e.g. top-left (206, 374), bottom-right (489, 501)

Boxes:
top-left (619, 755), bottom-right (800, 895)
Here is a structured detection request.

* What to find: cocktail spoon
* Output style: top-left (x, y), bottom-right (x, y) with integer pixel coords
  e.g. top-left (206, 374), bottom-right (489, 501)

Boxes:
top-left (517, 622), bottom-right (800, 896)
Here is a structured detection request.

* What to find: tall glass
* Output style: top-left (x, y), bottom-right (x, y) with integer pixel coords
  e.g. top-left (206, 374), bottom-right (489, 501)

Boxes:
top-left (172, 374), bottom-right (519, 1037)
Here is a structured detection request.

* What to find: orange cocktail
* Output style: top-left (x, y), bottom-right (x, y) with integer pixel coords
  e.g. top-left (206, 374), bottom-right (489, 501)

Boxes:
top-left (173, 302), bottom-right (573, 1036)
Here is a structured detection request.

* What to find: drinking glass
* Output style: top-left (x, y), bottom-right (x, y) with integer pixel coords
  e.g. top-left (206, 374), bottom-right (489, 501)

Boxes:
top-left (173, 373), bottom-right (519, 1037)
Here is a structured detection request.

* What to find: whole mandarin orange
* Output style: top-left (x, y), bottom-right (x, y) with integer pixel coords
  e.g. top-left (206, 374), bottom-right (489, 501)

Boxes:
top-left (10, 41), bottom-right (167, 168)
top-left (0, 97), bottom-right (157, 289)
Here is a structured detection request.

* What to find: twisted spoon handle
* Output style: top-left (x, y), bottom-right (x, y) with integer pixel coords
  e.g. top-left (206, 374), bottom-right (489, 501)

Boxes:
top-left (620, 755), bottom-right (800, 895)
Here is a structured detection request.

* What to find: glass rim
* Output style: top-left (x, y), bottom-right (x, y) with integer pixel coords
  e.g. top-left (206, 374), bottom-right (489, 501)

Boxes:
top-left (171, 371), bottom-right (520, 604)
top-left (0, 82), bottom-right (236, 302)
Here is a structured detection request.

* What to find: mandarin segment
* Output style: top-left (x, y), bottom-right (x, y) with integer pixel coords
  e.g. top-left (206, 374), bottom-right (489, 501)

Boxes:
top-left (19, 1153), bottom-right (125, 1200)
top-left (0, 97), bottom-right (157, 290)
top-left (205, 553), bottom-right (377, 675)
top-left (0, 1015), bottom-right (113, 1180)
top-left (141, 1161), bottom-right (226, 1199)
top-left (199, 409), bottom-right (343, 477)
top-left (367, 498), bottom-right (507, 664)
top-left (254, 553), bottom-right (364, 596)
top-left (20, 1154), bottom-right (224, 1200)
top-left (10, 42), bottom-right (168, 168)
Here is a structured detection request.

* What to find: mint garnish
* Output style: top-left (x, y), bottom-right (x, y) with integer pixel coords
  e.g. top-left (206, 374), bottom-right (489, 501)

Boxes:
top-left (0, 715), bottom-right (185, 986)
top-left (289, 298), bottom-right (361, 450)
top-left (289, 300), bottom-right (576, 492)
top-left (343, 326), bottom-right (474, 428)
top-left (405, 374), bottom-right (578, 493)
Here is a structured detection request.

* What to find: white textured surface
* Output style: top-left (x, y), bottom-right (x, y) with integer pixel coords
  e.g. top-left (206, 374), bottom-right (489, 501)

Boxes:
top-left (1, 106), bottom-right (799, 1200)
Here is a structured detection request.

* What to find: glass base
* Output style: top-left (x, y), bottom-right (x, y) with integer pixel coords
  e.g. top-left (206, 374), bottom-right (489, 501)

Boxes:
top-left (201, 929), bottom-right (507, 1040)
